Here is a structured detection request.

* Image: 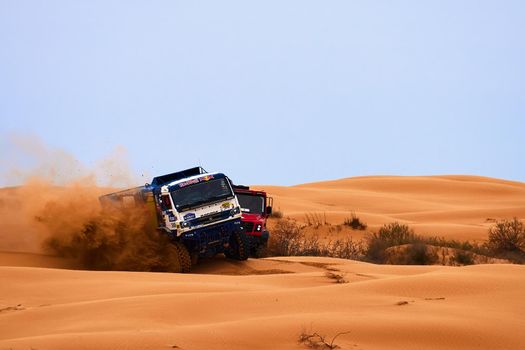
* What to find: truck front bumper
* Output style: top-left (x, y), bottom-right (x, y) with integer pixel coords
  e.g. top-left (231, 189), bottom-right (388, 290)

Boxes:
top-left (179, 218), bottom-right (242, 256)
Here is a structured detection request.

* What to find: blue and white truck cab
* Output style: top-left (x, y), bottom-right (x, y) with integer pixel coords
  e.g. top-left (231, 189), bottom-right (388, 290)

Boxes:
top-left (155, 172), bottom-right (241, 236)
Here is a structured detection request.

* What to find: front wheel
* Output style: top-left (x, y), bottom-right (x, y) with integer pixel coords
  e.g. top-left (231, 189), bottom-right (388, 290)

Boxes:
top-left (165, 241), bottom-right (191, 273)
top-left (252, 241), bottom-right (268, 258)
top-left (174, 241), bottom-right (192, 273)
top-left (250, 230), bottom-right (270, 258)
top-left (225, 230), bottom-right (249, 261)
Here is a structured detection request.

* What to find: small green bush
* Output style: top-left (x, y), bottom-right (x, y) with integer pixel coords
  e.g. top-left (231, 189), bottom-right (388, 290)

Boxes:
top-left (405, 243), bottom-right (438, 265)
top-left (487, 218), bottom-right (525, 263)
top-left (453, 250), bottom-right (475, 265)
top-left (343, 212), bottom-right (367, 230)
top-left (376, 222), bottom-right (418, 245)
top-left (365, 222), bottom-right (419, 263)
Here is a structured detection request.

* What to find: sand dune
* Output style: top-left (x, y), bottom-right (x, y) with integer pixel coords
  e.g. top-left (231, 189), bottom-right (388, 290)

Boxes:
top-left (1, 175), bottom-right (525, 349)
top-left (256, 175), bottom-right (525, 241)
top-left (1, 257), bottom-right (525, 350)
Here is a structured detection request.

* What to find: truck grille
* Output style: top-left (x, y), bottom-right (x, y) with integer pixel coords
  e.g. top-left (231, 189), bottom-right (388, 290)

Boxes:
top-left (190, 211), bottom-right (230, 227)
top-left (243, 222), bottom-right (255, 233)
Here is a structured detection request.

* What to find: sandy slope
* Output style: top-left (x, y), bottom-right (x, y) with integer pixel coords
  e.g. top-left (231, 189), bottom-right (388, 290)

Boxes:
top-left (256, 175), bottom-right (525, 241)
top-left (1, 256), bottom-right (525, 350)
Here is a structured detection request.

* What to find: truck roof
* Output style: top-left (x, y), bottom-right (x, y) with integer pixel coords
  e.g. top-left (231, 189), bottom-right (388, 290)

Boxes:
top-left (232, 185), bottom-right (267, 197)
top-left (151, 167), bottom-right (207, 188)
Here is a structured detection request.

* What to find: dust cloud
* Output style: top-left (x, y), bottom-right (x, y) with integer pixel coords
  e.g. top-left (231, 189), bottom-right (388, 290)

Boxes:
top-left (0, 134), bottom-right (180, 271)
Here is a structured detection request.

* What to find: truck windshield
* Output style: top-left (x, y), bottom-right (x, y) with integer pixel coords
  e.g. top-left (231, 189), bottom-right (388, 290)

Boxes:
top-left (170, 178), bottom-right (233, 211)
top-left (237, 193), bottom-right (265, 214)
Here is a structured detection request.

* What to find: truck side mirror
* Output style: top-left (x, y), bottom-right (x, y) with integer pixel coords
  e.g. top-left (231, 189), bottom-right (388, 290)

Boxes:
top-left (266, 206), bottom-right (273, 215)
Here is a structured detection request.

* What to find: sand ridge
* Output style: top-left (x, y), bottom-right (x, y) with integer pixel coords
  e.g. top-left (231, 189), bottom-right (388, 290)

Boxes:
top-left (255, 175), bottom-right (525, 241)
top-left (1, 258), bottom-right (525, 350)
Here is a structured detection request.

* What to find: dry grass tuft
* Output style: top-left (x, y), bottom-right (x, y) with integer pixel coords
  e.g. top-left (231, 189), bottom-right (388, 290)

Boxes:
top-left (299, 329), bottom-right (351, 349)
top-left (325, 271), bottom-right (348, 284)
top-left (305, 212), bottom-right (328, 228)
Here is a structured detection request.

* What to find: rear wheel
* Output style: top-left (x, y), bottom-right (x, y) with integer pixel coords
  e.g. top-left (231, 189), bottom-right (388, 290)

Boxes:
top-left (225, 230), bottom-right (249, 261)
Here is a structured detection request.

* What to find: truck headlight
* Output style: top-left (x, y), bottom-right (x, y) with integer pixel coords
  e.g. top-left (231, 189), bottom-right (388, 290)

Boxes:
top-left (256, 224), bottom-right (262, 231)
top-left (230, 206), bottom-right (241, 216)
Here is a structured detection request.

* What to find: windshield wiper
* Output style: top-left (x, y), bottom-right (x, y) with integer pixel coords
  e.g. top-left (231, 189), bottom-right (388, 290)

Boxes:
top-left (178, 195), bottom-right (233, 212)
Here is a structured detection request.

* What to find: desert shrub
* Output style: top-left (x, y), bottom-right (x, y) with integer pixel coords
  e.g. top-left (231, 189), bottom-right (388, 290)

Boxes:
top-left (384, 243), bottom-right (438, 265)
top-left (453, 250), bottom-right (475, 266)
top-left (365, 222), bottom-right (495, 265)
top-left (343, 212), bottom-right (367, 230)
top-left (376, 222), bottom-right (418, 245)
top-left (268, 219), bottom-right (304, 256)
top-left (405, 243), bottom-right (438, 265)
top-left (299, 329), bottom-right (351, 349)
top-left (301, 234), bottom-right (327, 256)
top-left (365, 222), bottom-right (419, 263)
top-left (267, 219), bottom-right (365, 259)
top-left (487, 218), bottom-right (525, 263)
top-left (328, 238), bottom-right (365, 260)
top-left (268, 219), bottom-right (504, 266)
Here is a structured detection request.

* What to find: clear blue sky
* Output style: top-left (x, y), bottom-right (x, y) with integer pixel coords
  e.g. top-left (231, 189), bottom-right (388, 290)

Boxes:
top-left (1, 1), bottom-right (524, 186)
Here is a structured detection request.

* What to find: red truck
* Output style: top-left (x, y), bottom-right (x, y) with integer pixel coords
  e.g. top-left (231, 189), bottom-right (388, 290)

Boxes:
top-left (232, 185), bottom-right (272, 257)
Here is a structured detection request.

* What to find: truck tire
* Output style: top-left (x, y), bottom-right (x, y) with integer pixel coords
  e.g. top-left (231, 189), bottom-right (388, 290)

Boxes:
top-left (225, 230), bottom-right (249, 261)
top-left (251, 230), bottom-right (270, 258)
top-left (173, 241), bottom-right (192, 273)
top-left (252, 241), bottom-right (268, 258)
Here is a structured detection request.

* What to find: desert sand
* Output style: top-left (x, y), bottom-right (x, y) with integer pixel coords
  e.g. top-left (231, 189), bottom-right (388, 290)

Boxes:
top-left (1, 255), bottom-right (525, 350)
top-left (1, 175), bottom-right (525, 349)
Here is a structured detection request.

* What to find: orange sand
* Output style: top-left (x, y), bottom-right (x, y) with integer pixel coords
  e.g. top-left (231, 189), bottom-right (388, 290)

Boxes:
top-left (257, 175), bottom-right (525, 241)
top-left (1, 254), bottom-right (525, 349)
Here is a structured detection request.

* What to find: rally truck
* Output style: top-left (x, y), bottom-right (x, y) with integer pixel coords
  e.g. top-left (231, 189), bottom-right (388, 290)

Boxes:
top-left (232, 185), bottom-right (273, 257)
top-left (99, 167), bottom-right (249, 273)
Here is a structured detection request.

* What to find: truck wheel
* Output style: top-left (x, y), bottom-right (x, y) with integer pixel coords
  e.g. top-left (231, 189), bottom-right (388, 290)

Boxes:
top-left (173, 241), bottom-right (192, 273)
top-left (252, 242), bottom-right (268, 258)
top-left (190, 252), bottom-right (199, 266)
top-left (251, 231), bottom-right (270, 258)
top-left (225, 230), bottom-right (249, 261)
top-left (165, 241), bottom-right (191, 273)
